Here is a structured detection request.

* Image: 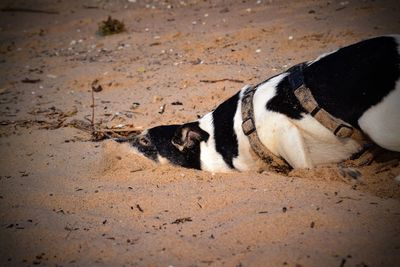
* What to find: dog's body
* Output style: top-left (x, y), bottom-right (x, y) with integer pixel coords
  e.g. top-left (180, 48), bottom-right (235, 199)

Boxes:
top-left (123, 35), bottom-right (400, 172)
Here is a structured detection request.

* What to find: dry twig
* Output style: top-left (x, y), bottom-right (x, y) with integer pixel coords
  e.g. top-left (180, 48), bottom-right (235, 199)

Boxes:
top-left (200, 78), bottom-right (244, 84)
top-left (1, 7), bottom-right (59, 14)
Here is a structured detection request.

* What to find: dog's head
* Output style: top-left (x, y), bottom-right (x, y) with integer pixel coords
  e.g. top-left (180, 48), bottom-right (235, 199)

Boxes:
top-left (122, 122), bottom-right (209, 169)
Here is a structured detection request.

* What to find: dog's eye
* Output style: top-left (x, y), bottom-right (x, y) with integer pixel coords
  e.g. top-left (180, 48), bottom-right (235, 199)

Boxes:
top-left (139, 136), bottom-right (151, 146)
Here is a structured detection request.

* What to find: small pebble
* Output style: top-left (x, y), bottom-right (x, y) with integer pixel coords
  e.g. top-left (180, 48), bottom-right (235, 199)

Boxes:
top-left (153, 95), bottom-right (163, 103)
top-left (158, 104), bottom-right (166, 114)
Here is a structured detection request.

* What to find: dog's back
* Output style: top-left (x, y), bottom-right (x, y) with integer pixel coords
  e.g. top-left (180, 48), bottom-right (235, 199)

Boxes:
top-left (305, 35), bottom-right (399, 128)
top-left (304, 35), bottom-right (400, 152)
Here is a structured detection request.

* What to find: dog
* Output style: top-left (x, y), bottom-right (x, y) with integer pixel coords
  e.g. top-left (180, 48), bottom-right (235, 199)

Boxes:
top-left (118, 35), bottom-right (400, 173)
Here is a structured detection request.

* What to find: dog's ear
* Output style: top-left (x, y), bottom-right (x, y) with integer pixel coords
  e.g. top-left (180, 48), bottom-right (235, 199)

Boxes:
top-left (172, 123), bottom-right (209, 151)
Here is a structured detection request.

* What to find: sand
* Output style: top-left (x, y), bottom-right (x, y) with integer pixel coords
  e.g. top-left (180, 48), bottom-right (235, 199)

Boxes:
top-left (0, 0), bottom-right (400, 266)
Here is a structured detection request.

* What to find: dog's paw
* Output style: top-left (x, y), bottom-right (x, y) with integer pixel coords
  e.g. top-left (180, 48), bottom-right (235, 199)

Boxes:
top-left (338, 166), bottom-right (363, 184)
top-left (347, 146), bottom-right (375, 167)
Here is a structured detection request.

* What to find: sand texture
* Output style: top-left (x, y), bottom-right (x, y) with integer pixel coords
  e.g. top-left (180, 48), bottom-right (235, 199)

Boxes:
top-left (1, 0), bottom-right (400, 266)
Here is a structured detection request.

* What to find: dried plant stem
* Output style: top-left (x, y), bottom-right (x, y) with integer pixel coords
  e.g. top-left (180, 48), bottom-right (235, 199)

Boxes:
top-left (200, 78), bottom-right (244, 84)
top-left (1, 7), bottom-right (59, 14)
top-left (95, 127), bottom-right (143, 133)
top-left (91, 87), bottom-right (95, 132)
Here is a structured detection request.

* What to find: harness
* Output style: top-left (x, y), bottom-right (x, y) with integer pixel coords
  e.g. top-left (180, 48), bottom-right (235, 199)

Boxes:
top-left (241, 63), bottom-right (368, 171)
top-left (289, 63), bottom-right (366, 143)
top-left (241, 85), bottom-right (290, 172)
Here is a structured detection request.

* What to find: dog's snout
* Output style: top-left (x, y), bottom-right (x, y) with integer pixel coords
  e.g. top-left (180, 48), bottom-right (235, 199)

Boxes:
top-left (113, 133), bottom-right (141, 144)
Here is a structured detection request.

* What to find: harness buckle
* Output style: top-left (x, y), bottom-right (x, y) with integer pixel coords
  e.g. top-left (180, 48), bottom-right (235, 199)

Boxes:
top-left (242, 117), bottom-right (256, 136)
top-left (334, 124), bottom-right (354, 138)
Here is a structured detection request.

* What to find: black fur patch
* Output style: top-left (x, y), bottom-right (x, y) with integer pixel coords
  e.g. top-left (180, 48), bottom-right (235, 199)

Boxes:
top-left (267, 36), bottom-right (400, 127)
top-left (143, 123), bottom-right (205, 169)
top-left (212, 92), bottom-right (240, 168)
top-left (304, 36), bottom-right (400, 127)
top-left (265, 74), bottom-right (306, 119)
top-left (172, 122), bottom-right (209, 151)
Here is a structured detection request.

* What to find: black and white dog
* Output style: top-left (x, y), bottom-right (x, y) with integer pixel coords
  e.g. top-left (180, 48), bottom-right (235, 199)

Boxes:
top-left (120, 35), bottom-right (400, 172)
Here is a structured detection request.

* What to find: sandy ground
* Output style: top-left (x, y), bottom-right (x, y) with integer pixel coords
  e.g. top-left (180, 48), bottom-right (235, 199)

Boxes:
top-left (1, 0), bottom-right (400, 266)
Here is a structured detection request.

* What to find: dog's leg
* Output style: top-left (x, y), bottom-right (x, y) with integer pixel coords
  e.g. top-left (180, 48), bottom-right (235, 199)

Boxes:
top-left (276, 123), bottom-right (313, 169)
top-left (347, 143), bottom-right (377, 166)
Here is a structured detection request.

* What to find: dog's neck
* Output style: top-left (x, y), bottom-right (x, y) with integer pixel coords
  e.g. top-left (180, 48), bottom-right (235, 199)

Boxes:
top-left (196, 87), bottom-right (260, 172)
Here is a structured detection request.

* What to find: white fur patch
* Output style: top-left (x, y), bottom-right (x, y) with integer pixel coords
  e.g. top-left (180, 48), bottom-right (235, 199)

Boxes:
top-left (252, 74), bottom-right (289, 156)
top-left (357, 35), bottom-right (400, 152)
top-left (232, 86), bottom-right (258, 171)
top-left (292, 115), bottom-right (361, 166)
top-left (157, 154), bottom-right (170, 165)
top-left (198, 113), bottom-right (232, 172)
top-left (358, 82), bottom-right (400, 152)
